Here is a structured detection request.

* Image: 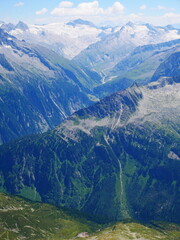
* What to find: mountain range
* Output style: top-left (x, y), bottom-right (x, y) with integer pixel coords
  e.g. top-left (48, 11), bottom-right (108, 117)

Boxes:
top-left (74, 22), bottom-right (180, 73)
top-left (0, 19), bottom-right (111, 59)
top-left (0, 75), bottom-right (179, 223)
top-left (2, 20), bottom-right (180, 64)
top-left (0, 18), bottom-right (180, 236)
top-left (0, 20), bottom-right (180, 144)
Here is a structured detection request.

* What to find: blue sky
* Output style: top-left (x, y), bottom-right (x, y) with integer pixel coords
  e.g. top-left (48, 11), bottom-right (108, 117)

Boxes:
top-left (0, 0), bottom-right (180, 26)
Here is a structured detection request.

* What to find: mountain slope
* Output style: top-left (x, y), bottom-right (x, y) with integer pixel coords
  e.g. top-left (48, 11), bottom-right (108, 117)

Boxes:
top-left (152, 51), bottom-right (180, 81)
top-left (110, 39), bottom-right (180, 82)
top-left (86, 221), bottom-right (180, 240)
top-left (1, 193), bottom-right (179, 240)
top-left (0, 77), bottom-right (179, 223)
top-left (0, 193), bottom-right (99, 240)
top-left (0, 29), bottom-right (99, 144)
top-left (93, 39), bottom-right (180, 98)
top-left (74, 22), bottom-right (180, 74)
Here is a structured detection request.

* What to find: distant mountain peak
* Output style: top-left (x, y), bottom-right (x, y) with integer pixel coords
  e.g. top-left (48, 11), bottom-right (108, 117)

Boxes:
top-left (0, 21), bottom-right (28, 32)
top-left (15, 21), bottom-right (28, 31)
top-left (125, 21), bottom-right (135, 28)
top-left (144, 23), bottom-right (158, 32)
top-left (1, 22), bottom-right (15, 32)
top-left (165, 24), bottom-right (175, 30)
top-left (67, 18), bottom-right (96, 28)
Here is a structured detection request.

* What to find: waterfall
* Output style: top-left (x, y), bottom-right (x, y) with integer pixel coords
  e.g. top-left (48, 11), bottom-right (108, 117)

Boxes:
top-left (117, 158), bottom-right (129, 218)
top-left (118, 159), bottom-right (124, 207)
top-left (104, 134), bottom-right (130, 219)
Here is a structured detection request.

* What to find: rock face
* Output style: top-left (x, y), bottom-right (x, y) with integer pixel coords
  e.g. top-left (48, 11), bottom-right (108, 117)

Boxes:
top-left (0, 77), bottom-right (179, 223)
top-left (0, 29), bottom-right (100, 144)
top-left (77, 232), bottom-right (90, 238)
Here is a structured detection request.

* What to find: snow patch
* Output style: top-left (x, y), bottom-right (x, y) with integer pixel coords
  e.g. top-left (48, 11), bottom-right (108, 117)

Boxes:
top-left (168, 151), bottom-right (180, 160)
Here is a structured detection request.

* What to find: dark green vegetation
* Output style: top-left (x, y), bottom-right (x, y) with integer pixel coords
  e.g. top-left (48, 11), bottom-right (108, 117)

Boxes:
top-left (0, 77), bottom-right (179, 224)
top-left (0, 29), bottom-right (101, 144)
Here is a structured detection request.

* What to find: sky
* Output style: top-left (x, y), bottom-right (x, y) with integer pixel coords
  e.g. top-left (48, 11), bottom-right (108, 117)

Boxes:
top-left (0, 0), bottom-right (180, 26)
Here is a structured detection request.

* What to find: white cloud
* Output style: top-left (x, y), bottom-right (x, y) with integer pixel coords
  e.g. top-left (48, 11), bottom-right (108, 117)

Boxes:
top-left (140, 4), bottom-right (146, 10)
top-left (157, 5), bottom-right (175, 11)
top-left (36, 8), bottom-right (48, 16)
top-left (163, 12), bottom-right (180, 24)
top-left (103, 12), bottom-right (180, 27)
top-left (14, 2), bottom-right (24, 7)
top-left (59, 1), bottom-right (74, 8)
top-left (34, 1), bottom-right (179, 27)
top-left (126, 12), bottom-right (180, 26)
top-left (51, 1), bottom-right (124, 17)
top-left (106, 2), bottom-right (124, 15)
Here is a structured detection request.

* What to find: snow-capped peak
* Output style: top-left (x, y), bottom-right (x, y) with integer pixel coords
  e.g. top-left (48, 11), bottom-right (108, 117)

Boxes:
top-left (2, 20), bottom-right (180, 60)
top-left (8, 20), bottom-right (109, 59)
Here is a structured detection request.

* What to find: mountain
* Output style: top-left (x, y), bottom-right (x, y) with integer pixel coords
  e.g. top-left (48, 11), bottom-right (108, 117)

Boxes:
top-left (15, 21), bottom-right (29, 31)
top-left (110, 39), bottom-right (180, 83)
top-left (1, 193), bottom-right (179, 240)
top-left (93, 39), bottom-right (180, 98)
top-left (74, 22), bottom-right (180, 74)
top-left (0, 21), bottom-right (29, 32)
top-left (0, 23), bottom-right (16, 32)
top-left (152, 51), bottom-right (180, 82)
top-left (0, 77), bottom-right (179, 223)
top-left (0, 29), bottom-right (101, 144)
top-left (4, 20), bottom-right (180, 85)
top-left (5, 20), bottom-right (111, 59)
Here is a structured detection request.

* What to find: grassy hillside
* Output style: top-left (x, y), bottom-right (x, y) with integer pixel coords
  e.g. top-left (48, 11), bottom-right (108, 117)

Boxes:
top-left (0, 193), bottom-right (99, 240)
top-left (86, 222), bottom-right (180, 240)
top-left (0, 193), bottom-right (179, 240)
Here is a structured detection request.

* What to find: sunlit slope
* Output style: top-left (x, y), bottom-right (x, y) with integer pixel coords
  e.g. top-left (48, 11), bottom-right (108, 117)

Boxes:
top-left (0, 193), bottom-right (179, 240)
top-left (0, 193), bottom-right (99, 240)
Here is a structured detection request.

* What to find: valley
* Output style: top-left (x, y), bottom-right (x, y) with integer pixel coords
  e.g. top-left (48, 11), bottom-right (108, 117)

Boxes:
top-left (0, 11), bottom-right (180, 240)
